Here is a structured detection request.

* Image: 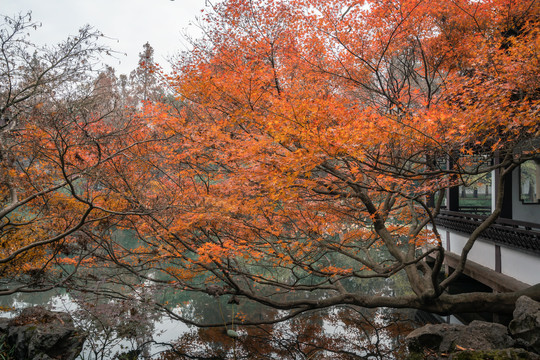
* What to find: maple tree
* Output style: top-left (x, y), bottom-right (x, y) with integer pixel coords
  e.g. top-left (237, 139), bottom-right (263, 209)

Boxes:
top-left (0, 13), bottom-right (159, 295)
top-left (3, 0), bottom-right (539, 326)
top-left (91, 0), bottom-right (540, 321)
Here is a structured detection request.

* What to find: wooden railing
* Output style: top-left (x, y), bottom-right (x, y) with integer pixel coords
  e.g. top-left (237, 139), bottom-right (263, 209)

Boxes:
top-left (456, 205), bottom-right (492, 215)
top-left (434, 210), bottom-right (540, 255)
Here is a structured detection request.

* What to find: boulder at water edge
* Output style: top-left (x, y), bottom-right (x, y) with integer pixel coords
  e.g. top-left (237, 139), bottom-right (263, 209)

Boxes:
top-left (406, 321), bottom-right (515, 354)
top-left (406, 296), bottom-right (540, 359)
top-left (0, 306), bottom-right (86, 360)
top-left (509, 296), bottom-right (540, 354)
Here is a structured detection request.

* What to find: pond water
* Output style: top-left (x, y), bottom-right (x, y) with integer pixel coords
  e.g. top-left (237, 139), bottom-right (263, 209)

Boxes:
top-left (0, 281), bottom-right (440, 360)
top-left (0, 231), bottom-right (458, 359)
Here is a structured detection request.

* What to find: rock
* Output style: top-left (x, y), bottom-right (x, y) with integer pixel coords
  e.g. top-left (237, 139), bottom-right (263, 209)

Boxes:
top-left (509, 296), bottom-right (540, 354)
top-left (406, 296), bottom-right (540, 359)
top-left (0, 317), bottom-right (9, 333)
top-left (406, 323), bottom-right (464, 353)
top-left (448, 348), bottom-right (540, 359)
top-left (406, 321), bottom-right (514, 354)
top-left (457, 321), bottom-right (515, 351)
top-left (1, 306), bottom-right (86, 360)
top-left (407, 348), bottom-right (540, 360)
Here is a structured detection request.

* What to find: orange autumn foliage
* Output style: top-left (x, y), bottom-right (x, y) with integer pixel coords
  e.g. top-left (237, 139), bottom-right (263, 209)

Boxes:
top-left (17, 0), bottom-right (535, 318)
top-left (100, 0), bottom-right (540, 317)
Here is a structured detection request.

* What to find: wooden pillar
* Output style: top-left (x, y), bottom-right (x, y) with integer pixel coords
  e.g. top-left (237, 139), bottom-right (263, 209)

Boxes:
top-left (426, 154), bottom-right (436, 207)
top-left (494, 154), bottom-right (513, 219)
top-left (535, 160), bottom-right (540, 202)
top-left (447, 186), bottom-right (459, 211)
top-left (447, 155), bottom-right (460, 211)
top-left (495, 245), bottom-right (501, 273)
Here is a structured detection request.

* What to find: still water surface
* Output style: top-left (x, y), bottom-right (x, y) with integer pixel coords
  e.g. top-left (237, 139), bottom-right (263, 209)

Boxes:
top-left (0, 283), bottom-right (433, 359)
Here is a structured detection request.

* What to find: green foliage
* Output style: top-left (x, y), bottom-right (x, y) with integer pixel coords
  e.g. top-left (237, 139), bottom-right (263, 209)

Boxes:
top-left (451, 349), bottom-right (536, 360)
top-left (407, 349), bottom-right (537, 360)
top-left (0, 335), bottom-right (13, 360)
top-left (405, 352), bottom-right (425, 360)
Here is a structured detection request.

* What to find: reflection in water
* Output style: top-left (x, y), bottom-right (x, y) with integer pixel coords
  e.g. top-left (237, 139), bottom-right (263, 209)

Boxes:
top-left (159, 305), bottom-right (416, 360)
top-left (0, 287), bottom-right (422, 359)
top-left (0, 289), bottom-right (175, 359)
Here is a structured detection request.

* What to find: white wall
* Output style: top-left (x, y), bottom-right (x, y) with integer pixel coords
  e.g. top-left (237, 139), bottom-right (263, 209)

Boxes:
top-left (500, 246), bottom-right (540, 285)
top-left (442, 231), bottom-right (496, 270)
top-left (441, 229), bottom-right (540, 286)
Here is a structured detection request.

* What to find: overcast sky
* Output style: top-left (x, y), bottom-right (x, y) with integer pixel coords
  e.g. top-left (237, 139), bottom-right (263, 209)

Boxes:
top-left (3, 0), bottom-right (209, 75)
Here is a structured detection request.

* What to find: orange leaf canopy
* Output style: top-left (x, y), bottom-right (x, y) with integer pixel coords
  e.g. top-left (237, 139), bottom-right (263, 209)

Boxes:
top-left (124, 0), bottom-right (539, 296)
